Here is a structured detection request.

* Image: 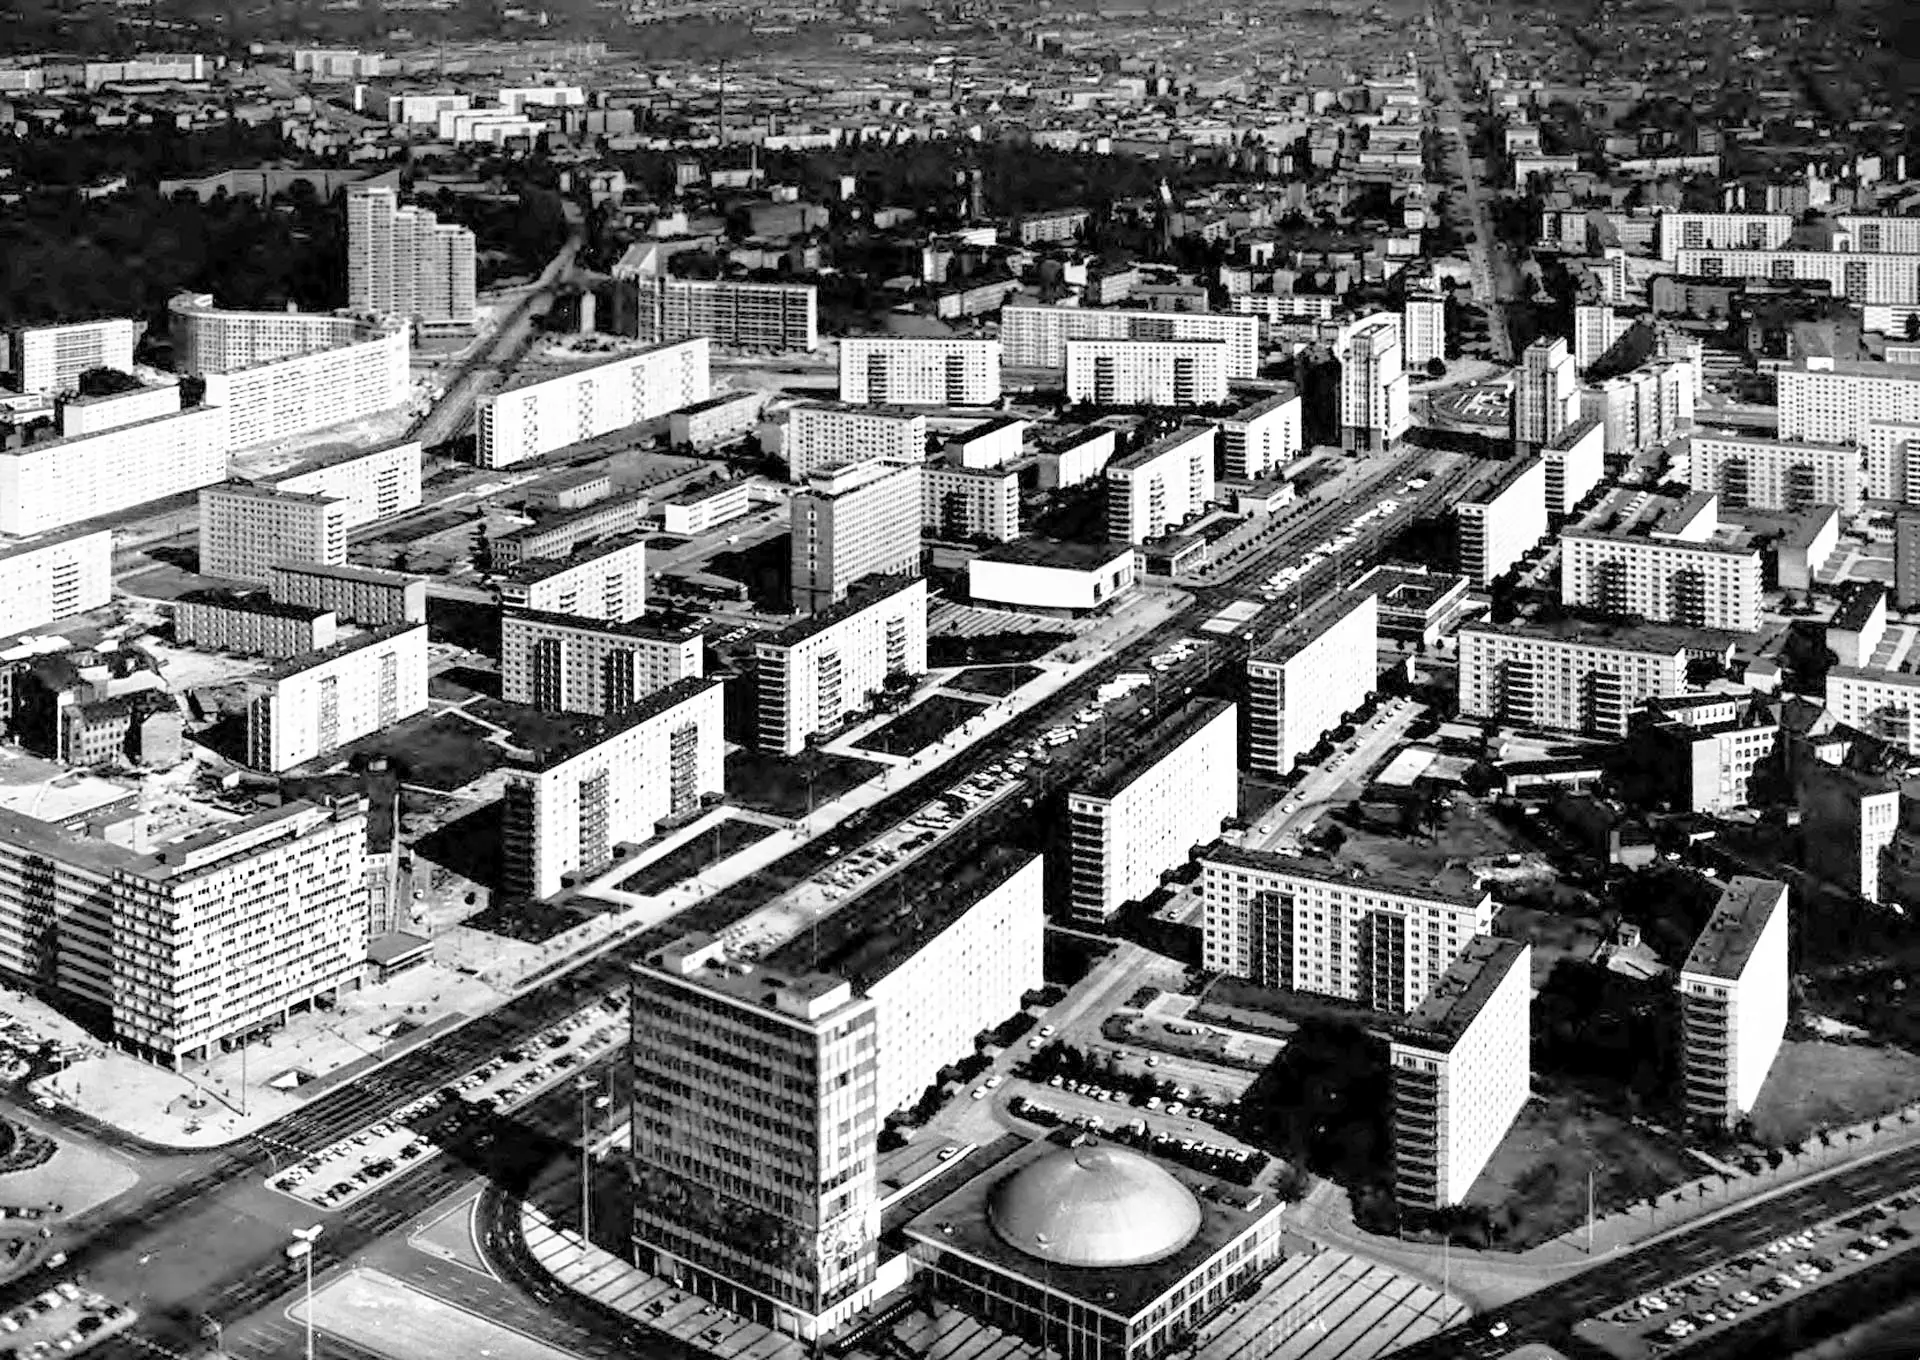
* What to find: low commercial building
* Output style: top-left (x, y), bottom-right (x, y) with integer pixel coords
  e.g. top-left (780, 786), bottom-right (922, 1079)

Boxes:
top-left (838, 337), bottom-right (1001, 406)
top-left (489, 495), bottom-right (648, 569)
top-left (783, 403), bottom-right (927, 482)
top-left (1684, 431), bottom-right (1861, 514)
top-left (496, 533), bottom-right (647, 623)
top-left (1066, 699), bottom-right (1237, 923)
top-left (1066, 339), bottom-right (1231, 407)
top-left (661, 478), bottom-right (752, 536)
top-left (1389, 937), bottom-right (1532, 1209)
top-left (1106, 424), bottom-right (1216, 545)
top-left (1218, 388), bottom-right (1303, 480)
top-left (173, 589), bottom-right (337, 659)
top-left (1245, 590), bottom-right (1379, 774)
top-left (501, 608), bottom-right (704, 716)
top-left (199, 483), bottom-right (346, 583)
top-left (1350, 564), bottom-right (1467, 648)
top-left (0, 404), bottom-right (231, 537)
top-left (525, 469), bottom-right (613, 514)
top-left (668, 392), bottom-right (764, 450)
top-left (274, 440), bottom-right (423, 528)
top-left (476, 340), bottom-right (711, 469)
top-left (1560, 493), bottom-right (1763, 634)
top-left (944, 416), bottom-right (1028, 470)
top-left (502, 677), bottom-right (724, 899)
top-left (268, 560), bottom-right (426, 626)
top-left (755, 576), bottom-right (928, 755)
top-left (1198, 845), bottom-right (1496, 1013)
top-left (1543, 416), bottom-right (1604, 518)
top-left (1456, 456), bottom-right (1545, 587)
top-left (1458, 619), bottom-right (1708, 737)
top-left (922, 464), bottom-right (1020, 542)
top-left (0, 529), bottom-right (112, 638)
top-left (1680, 877), bottom-right (1789, 1127)
top-left (245, 624), bottom-right (430, 772)
top-left (967, 540), bottom-right (1136, 615)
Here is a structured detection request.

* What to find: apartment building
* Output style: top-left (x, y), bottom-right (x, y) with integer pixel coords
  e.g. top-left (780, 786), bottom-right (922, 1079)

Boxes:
top-left (756, 577), bottom-right (928, 755)
top-left (1657, 212), bottom-right (1795, 259)
top-left (488, 495), bottom-right (649, 570)
top-left (836, 338), bottom-right (1001, 406)
top-left (1231, 293), bottom-right (1339, 325)
top-left (1513, 338), bottom-right (1579, 453)
top-left (169, 292), bottom-right (377, 374)
top-left (502, 677), bottom-right (723, 899)
top-left (1676, 249), bottom-right (1920, 306)
top-left (1065, 339), bottom-right (1230, 407)
top-left (501, 608), bottom-right (703, 716)
top-left (789, 460), bottom-right (922, 613)
top-left (669, 393), bottom-right (763, 451)
top-left (1680, 877), bottom-right (1789, 1127)
top-left (1898, 513), bottom-right (1920, 609)
top-left (1560, 494), bottom-right (1762, 633)
top-left (268, 561), bottom-right (426, 627)
top-left (1457, 456), bottom-right (1546, 587)
top-left (0, 530), bottom-right (112, 638)
top-left (1581, 360), bottom-right (1696, 455)
top-left (1458, 619), bottom-right (1697, 737)
top-left (476, 340), bottom-right (712, 469)
top-left (631, 937), bottom-right (880, 1340)
top-left (1544, 416), bottom-right (1604, 518)
top-left (0, 797), bottom-right (371, 1068)
top-left (1105, 424), bottom-right (1216, 545)
top-left (1683, 431), bottom-right (1860, 514)
top-left (346, 184), bottom-right (478, 325)
top-left (174, 590), bottom-right (337, 659)
top-left (1403, 295), bottom-right (1446, 369)
top-left (1017, 208), bottom-right (1090, 244)
top-left (200, 320), bottom-right (411, 449)
top-left (245, 623), bottom-right (430, 772)
top-left (1629, 694), bottom-right (1781, 815)
top-left (624, 277), bottom-right (818, 352)
top-left (1066, 699), bottom-right (1237, 924)
top-left (783, 403), bottom-right (928, 482)
top-left (0, 405), bottom-right (230, 537)
top-left (1863, 420), bottom-right (1920, 502)
top-left (1219, 388), bottom-right (1303, 480)
top-left (1777, 356), bottom-right (1920, 447)
top-left (274, 441), bottom-right (423, 528)
top-left (1837, 216), bottom-right (1920, 253)
top-left (1034, 425), bottom-right (1118, 489)
top-left (54, 382), bottom-right (182, 439)
top-left (1826, 666), bottom-right (1920, 758)
top-left (1000, 305), bottom-right (1260, 378)
top-left (922, 464), bottom-right (1020, 542)
top-left (1798, 760), bottom-right (1901, 900)
top-left (1338, 313), bottom-right (1410, 453)
top-left (944, 416), bottom-right (1027, 470)
top-left (1198, 846), bottom-right (1496, 1013)
top-left (1573, 302), bottom-right (1637, 374)
top-left (496, 533), bottom-right (647, 623)
top-left (199, 483), bottom-right (347, 583)
top-left (1246, 590), bottom-right (1380, 775)
top-left (1389, 937), bottom-right (1531, 1209)
top-left (7, 319), bottom-right (137, 395)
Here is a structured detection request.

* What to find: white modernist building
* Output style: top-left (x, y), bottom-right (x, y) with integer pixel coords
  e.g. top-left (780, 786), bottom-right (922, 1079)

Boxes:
top-left (1777, 357), bottom-right (1920, 448)
top-left (1582, 360), bottom-right (1696, 455)
top-left (170, 293), bottom-right (381, 374)
top-left (1679, 877), bottom-right (1788, 1127)
top-left (204, 329), bottom-right (410, 449)
top-left (0, 405), bottom-right (231, 537)
top-left (245, 624), bottom-right (430, 772)
top-left (1199, 846), bottom-right (1496, 1014)
top-left (1684, 431), bottom-right (1862, 514)
top-left (199, 483), bottom-right (347, 583)
top-left (1338, 313), bottom-right (1410, 453)
top-left (789, 460), bottom-right (923, 614)
top-left (1106, 424), bottom-right (1216, 545)
top-left (502, 678), bottom-right (725, 900)
top-left (274, 441), bottom-right (423, 528)
top-left (1826, 667), bottom-right (1920, 756)
top-left (1000, 305), bottom-right (1260, 378)
top-left (1065, 339), bottom-right (1230, 407)
top-left (1513, 338), bottom-right (1579, 453)
top-left (0, 529), bottom-right (113, 637)
top-left (496, 534), bottom-right (648, 624)
top-left (921, 463), bottom-right (1020, 542)
top-left (1574, 302), bottom-right (1637, 374)
top-left (837, 338), bottom-right (1001, 407)
top-left (346, 184), bottom-right (478, 325)
top-left (53, 381), bottom-right (184, 439)
top-left (1457, 618), bottom-right (1695, 737)
top-left (1544, 416), bottom-right (1605, 517)
top-left (1389, 937), bottom-right (1532, 1209)
top-left (629, 277), bottom-right (819, 353)
top-left (1657, 212), bottom-right (1795, 259)
top-left (476, 340), bottom-right (712, 469)
top-left (968, 541), bottom-right (1137, 615)
top-left (1219, 388), bottom-right (1303, 480)
top-left (7, 318), bottom-right (138, 395)
top-left (501, 608), bottom-right (705, 716)
top-left (1457, 456), bottom-right (1547, 587)
top-left (1246, 590), bottom-right (1380, 775)
top-left (1676, 249), bottom-right (1920, 306)
top-left (783, 403), bottom-right (928, 481)
top-left (1560, 495), bottom-right (1762, 634)
top-left (1403, 295), bottom-right (1446, 370)
top-left (756, 577), bottom-right (928, 756)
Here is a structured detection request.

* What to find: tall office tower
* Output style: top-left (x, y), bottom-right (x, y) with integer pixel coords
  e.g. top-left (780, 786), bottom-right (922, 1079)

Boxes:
top-left (1403, 294), bottom-right (1446, 369)
top-left (346, 184), bottom-right (478, 326)
top-left (632, 936), bottom-right (881, 1339)
top-left (1389, 937), bottom-right (1532, 1209)
top-left (7, 319), bottom-right (138, 395)
top-left (1512, 337), bottom-right (1579, 452)
top-left (1679, 877), bottom-right (1788, 1127)
top-left (1573, 302), bottom-right (1636, 374)
top-left (1338, 313), bottom-right (1410, 453)
top-left (788, 460), bottom-right (922, 613)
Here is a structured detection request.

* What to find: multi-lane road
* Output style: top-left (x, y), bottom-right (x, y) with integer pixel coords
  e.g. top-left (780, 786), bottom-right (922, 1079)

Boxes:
top-left (1424, 0), bottom-right (1513, 363)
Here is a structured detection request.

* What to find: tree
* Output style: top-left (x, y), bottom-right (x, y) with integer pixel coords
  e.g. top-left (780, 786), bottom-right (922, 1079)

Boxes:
top-left (1425, 357), bottom-right (1447, 378)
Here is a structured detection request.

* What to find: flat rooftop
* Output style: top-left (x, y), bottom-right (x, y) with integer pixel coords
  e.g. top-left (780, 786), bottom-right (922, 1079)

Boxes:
top-left (1458, 616), bottom-right (1733, 656)
top-left (637, 934), bottom-right (856, 1019)
top-left (1251, 588), bottom-right (1373, 662)
top-left (1353, 564), bottom-right (1467, 613)
top-left (255, 622), bottom-right (420, 682)
top-left (1109, 423), bottom-right (1214, 473)
top-left (1829, 581), bottom-right (1887, 634)
top-left (497, 494), bottom-right (647, 546)
top-left (491, 340), bottom-right (702, 397)
top-left (791, 401), bottom-right (925, 422)
top-left (504, 606), bottom-right (704, 644)
top-left (1682, 876), bottom-right (1786, 982)
top-left (1396, 936), bottom-right (1527, 1052)
top-left (500, 531), bottom-right (648, 583)
top-left (1226, 387), bottom-right (1299, 422)
top-left (661, 477), bottom-right (748, 508)
top-left (975, 538), bottom-right (1129, 570)
top-left (1460, 454), bottom-right (1541, 506)
top-left (0, 796), bottom-right (345, 885)
top-left (673, 392), bottom-right (760, 416)
top-left (951, 415), bottom-right (1028, 441)
top-left (1792, 356), bottom-right (1920, 379)
top-left (176, 588), bottom-right (330, 622)
top-left (1546, 414), bottom-right (1599, 451)
top-left (759, 575), bottom-right (922, 649)
top-left (764, 843), bottom-right (1037, 991)
top-left (271, 559), bottom-right (423, 589)
top-left (205, 481), bottom-right (340, 508)
top-left (1199, 841), bottom-right (1488, 907)
top-left (515, 676), bottom-right (719, 770)
top-left (1072, 698), bottom-right (1233, 804)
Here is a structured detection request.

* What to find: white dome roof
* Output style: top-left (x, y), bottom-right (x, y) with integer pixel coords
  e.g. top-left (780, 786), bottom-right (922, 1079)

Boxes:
top-left (987, 1145), bottom-right (1202, 1269)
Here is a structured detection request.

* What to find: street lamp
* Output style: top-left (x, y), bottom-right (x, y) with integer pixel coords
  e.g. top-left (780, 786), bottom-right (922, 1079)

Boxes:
top-left (575, 1075), bottom-right (601, 1245)
top-left (286, 1224), bottom-right (324, 1360)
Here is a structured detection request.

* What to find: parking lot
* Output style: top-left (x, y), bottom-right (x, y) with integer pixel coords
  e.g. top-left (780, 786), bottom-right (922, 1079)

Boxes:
top-left (0, 1280), bottom-right (137, 1357)
top-left (1595, 1190), bottom-right (1920, 1352)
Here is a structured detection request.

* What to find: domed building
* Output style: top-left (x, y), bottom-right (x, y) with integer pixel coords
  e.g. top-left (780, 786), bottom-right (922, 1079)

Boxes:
top-left (902, 1139), bottom-right (1286, 1360)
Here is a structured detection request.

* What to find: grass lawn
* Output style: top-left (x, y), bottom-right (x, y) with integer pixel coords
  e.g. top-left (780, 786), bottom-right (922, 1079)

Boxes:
top-left (1747, 1040), bottom-right (1920, 1146)
top-left (724, 747), bottom-right (883, 820)
top-left (1495, 899), bottom-right (1607, 991)
top-left (1194, 975), bottom-right (1384, 1037)
top-left (326, 712), bottom-right (506, 791)
top-left (1462, 1088), bottom-right (1694, 1250)
top-left (616, 819), bottom-right (777, 896)
top-left (851, 694), bottom-right (988, 757)
top-left (1334, 798), bottom-right (1535, 885)
top-left (946, 664), bottom-right (1043, 698)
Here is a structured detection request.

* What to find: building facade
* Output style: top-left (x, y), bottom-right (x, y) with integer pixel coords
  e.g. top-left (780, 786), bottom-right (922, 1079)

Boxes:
top-left (173, 590), bottom-right (337, 659)
top-left (0, 530), bottom-right (112, 638)
top-left (245, 624), bottom-right (430, 772)
top-left (1560, 525), bottom-right (1762, 633)
top-left (268, 561), bottom-right (426, 626)
top-left (1458, 620), bottom-right (1693, 736)
top-left (1338, 313), bottom-right (1410, 453)
top-left (0, 405), bottom-right (230, 537)
top-left (274, 441), bottom-right (424, 528)
top-left (1000, 305), bottom-right (1260, 378)
top-left (837, 338), bottom-right (1001, 406)
top-left (1246, 591), bottom-right (1380, 775)
top-left (1543, 417), bottom-right (1604, 518)
top-left (1457, 456), bottom-right (1546, 587)
top-left (922, 464), bottom-right (1020, 543)
top-left (1777, 357), bottom-right (1920, 447)
top-left (789, 461), bottom-right (923, 614)
top-left (496, 533), bottom-right (648, 623)
top-left (627, 277), bottom-right (819, 352)
top-left (1105, 425), bottom-right (1216, 546)
top-left (1658, 212), bottom-right (1795, 259)
top-left (199, 483), bottom-right (347, 583)
top-left (1675, 249), bottom-right (1920, 306)
top-left (756, 578), bottom-right (928, 756)
top-left (489, 496), bottom-right (649, 569)
top-left (1513, 338), bottom-right (1579, 453)
top-left (1403, 295), bottom-right (1446, 369)
top-left (1685, 432), bottom-right (1861, 513)
top-left (7, 319), bottom-right (138, 395)
top-left (1218, 388), bottom-right (1303, 480)
top-left (500, 608), bottom-right (704, 716)
top-left (784, 404), bottom-right (929, 482)
top-left (1679, 877), bottom-right (1788, 1127)
top-left (476, 340), bottom-right (712, 469)
top-left (346, 184), bottom-right (478, 325)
